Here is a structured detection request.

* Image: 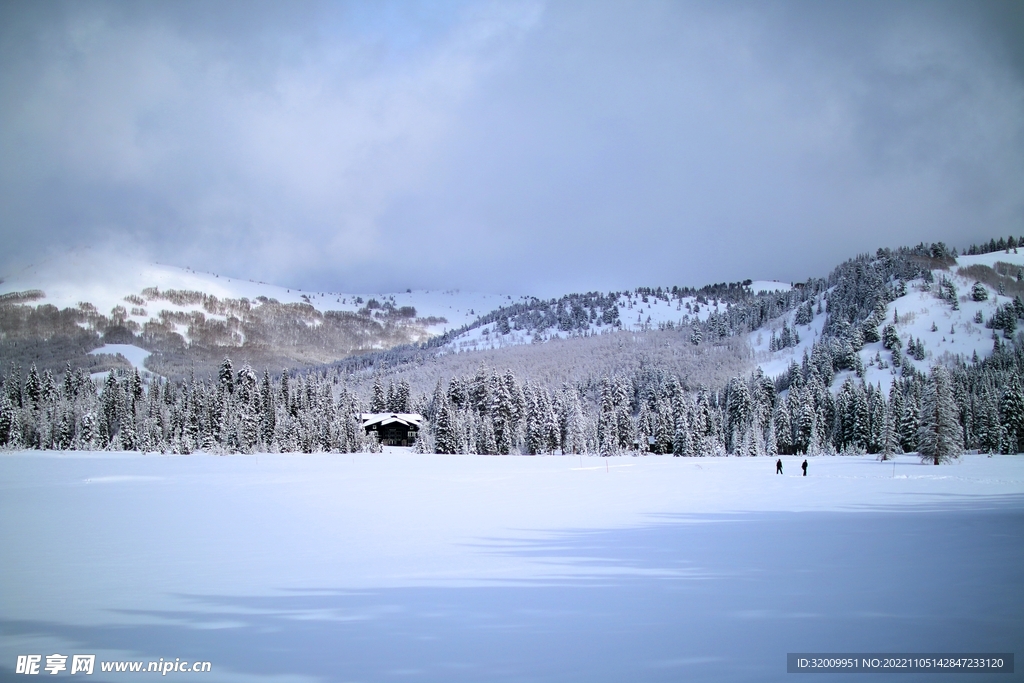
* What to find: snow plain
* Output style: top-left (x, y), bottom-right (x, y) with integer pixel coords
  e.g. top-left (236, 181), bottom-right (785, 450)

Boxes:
top-left (2, 451), bottom-right (1022, 682)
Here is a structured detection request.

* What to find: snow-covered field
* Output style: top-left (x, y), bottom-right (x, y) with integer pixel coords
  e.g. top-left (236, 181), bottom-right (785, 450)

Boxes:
top-left (87, 344), bottom-right (154, 380)
top-left (2, 451), bottom-right (1022, 681)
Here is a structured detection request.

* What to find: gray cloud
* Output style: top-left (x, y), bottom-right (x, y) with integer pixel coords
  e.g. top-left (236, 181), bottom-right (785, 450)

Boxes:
top-left (1, 0), bottom-right (1021, 297)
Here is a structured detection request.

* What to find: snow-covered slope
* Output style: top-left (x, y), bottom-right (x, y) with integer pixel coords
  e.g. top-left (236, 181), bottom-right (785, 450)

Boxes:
top-left (444, 282), bottom-right (792, 353)
top-left (754, 250), bottom-right (1020, 389)
top-left (0, 248), bottom-right (523, 341)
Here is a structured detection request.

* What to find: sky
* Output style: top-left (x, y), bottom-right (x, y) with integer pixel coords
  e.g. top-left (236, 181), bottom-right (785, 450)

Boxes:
top-left (1, 0), bottom-right (1022, 297)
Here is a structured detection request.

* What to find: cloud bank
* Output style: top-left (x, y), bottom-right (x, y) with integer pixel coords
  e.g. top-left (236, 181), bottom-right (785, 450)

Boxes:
top-left (2, 0), bottom-right (1022, 296)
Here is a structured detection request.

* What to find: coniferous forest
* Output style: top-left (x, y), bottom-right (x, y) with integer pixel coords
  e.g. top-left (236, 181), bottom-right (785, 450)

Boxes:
top-left (2, 239), bottom-right (1023, 464)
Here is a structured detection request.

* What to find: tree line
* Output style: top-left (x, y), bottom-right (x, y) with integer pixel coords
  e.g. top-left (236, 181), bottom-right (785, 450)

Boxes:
top-left (2, 238), bottom-right (1022, 463)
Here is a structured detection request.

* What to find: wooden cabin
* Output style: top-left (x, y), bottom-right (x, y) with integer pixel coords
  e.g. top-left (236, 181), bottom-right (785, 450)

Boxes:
top-left (361, 413), bottom-right (423, 447)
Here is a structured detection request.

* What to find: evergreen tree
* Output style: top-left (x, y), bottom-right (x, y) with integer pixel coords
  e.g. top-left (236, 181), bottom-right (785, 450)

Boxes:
top-left (880, 402), bottom-right (899, 460)
top-left (764, 416), bottom-right (778, 456)
top-left (218, 357), bottom-right (234, 394)
top-left (900, 395), bottom-right (919, 453)
top-left (370, 378), bottom-right (387, 413)
top-left (999, 376), bottom-right (1024, 454)
top-left (598, 377), bottom-right (619, 456)
top-left (25, 364), bottom-right (41, 410)
top-left (977, 391), bottom-right (1002, 454)
top-left (672, 409), bottom-right (692, 456)
top-left (725, 377), bottom-right (751, 453)
top-left (917, 366), bottom-right (964, 464)
top-left (773, 400), bottom-right (792, 454)
top-left (395, 380), bottom-right (411, 413)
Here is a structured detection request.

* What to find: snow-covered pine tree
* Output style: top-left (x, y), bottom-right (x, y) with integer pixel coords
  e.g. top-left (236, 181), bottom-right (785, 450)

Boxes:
top-left (725, 377), bottom-right (751, 453)
top-left (773, 400), bottom-right (792, 454)
top-left (900, 393), bottom-right (919, 453)
top-left (917, 366), bottom-right (963, 464)
top-left (476, 415), bottom-right (498, 455)
top-left (370, 378), bottom-right (387, 413)
top-left (672, 409), bottom-right (692, 456)
top-left (868, 386), bottom-right (886, 454)
top-left (972, 282), bottom-right (988, 301)
top-left (218, 357), bottom-right (234, 395)
top-left (598, 377), bottom-right (618, 456)
top-left (395, 380), bottom-right (411, 413)
top-left (764, 415), bottom-right (778, 456)
top-left (998, 376), bottom-right (1024, 454)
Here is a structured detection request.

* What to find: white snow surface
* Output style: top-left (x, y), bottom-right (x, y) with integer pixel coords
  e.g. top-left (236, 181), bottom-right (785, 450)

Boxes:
top-left (88, 344), bottom-right (152, 369)
top-left (2, 450), bottom-right (1022, 681)
top-left (748, 280), bottom-right (792, 294)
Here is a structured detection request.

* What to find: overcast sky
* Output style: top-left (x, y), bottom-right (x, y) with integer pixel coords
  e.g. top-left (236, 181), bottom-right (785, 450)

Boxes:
top-left (1, 0), bottom-right (1022, 296)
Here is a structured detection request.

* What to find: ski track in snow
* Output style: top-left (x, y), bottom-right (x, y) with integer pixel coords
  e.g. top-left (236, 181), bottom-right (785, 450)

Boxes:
top-left (1, 451), bottom-right (1022, 682)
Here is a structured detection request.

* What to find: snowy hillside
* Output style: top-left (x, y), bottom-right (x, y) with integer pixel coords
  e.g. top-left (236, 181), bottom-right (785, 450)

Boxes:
top-left (443, 280), bottom-right (792, 353)
top-left (0, 249), bottom-right (528, 377)
top-left (753, 249), bottom-right (1022, 390)
top-left (0, 248), bottom-right (522, 340)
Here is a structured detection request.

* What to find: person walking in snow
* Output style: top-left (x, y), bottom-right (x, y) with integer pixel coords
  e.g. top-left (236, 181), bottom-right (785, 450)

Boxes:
top-left (801, 459), bottom-right (808, 477)
top-left (776, 458), bottom-right (783, 474)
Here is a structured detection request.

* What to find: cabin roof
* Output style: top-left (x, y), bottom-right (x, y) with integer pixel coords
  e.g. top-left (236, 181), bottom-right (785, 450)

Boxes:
top-left (360, 413), bottom-right (423, 429)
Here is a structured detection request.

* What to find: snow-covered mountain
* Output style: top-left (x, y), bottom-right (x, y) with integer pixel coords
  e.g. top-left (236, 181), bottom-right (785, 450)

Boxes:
top-left (441, 280), bottom-right (792, 353)
top-left (753, 248), bottom-right (1021, 391)
top-left (0, 248), bottom-right (521, 337)
top-left (5, 237), bottom-right (1024, 462)
top-left (1, 242), bottom-right (1017, 393)
top-left (0, 248), bottom-right (528, 377)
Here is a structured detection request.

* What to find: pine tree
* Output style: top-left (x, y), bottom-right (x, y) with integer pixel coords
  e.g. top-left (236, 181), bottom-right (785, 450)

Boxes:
top-left (977, 392), bottom-right (1002, 454)
top-left (218, 357), bottom-right (234, 394)
top-left (386, 381), bottom-right (397, 412)
top-left (25, 364), bottom-right (41, 410)
top-left (492, 371), bottom-right (518, 454)
top-left (525, 387), bottom-right (545, 455)
top-left (794, 390), bottom-right (816, 454)
top-left (773, 400), bottom-right (792, 454)
top-left (880, 402), bottom-right (899, 460)
top-left (725, 377), bottom-right (751, 453)
top-left (999, 376), bottom-right (1024, 454)
top-left (0, 393), bottom-right (14, 446)
top-left (900, 395), bottom-right (919, 453)
top-left (561, 388), bottom-right (587, 455)
top-left (476, 415), bottom-right (498, 455)
top-left (868, 387), bottom-right (886, 454)
top-left (370, 378), bottom-right (386, 413)
top-left (598, 377), bottom-right (619, 456)
top-left (917, 366), bottom-right (964, 464)
top-left (542, 390), bottom-right (560, 453)
top-left (395, 380), bottom-right (411, 413)
top-left (764, 416), bottom-right (778, 457)
top-left (672, 410), bottom-right (692, 456)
